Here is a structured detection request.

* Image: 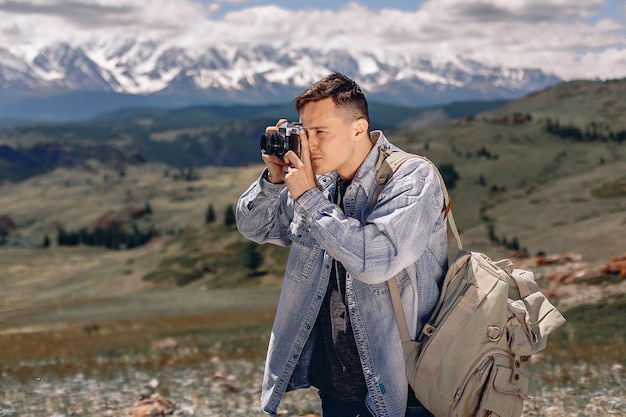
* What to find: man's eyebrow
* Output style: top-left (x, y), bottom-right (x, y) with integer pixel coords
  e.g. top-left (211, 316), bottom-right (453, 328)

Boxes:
top-left (306, 125), bottom-right (329, 130)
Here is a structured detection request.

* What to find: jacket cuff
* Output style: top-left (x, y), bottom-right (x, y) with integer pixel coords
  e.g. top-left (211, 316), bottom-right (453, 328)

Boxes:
top-left (295, 187), bottom-right (329, 220)
top-left (259, 168), bottom-right (286, 197)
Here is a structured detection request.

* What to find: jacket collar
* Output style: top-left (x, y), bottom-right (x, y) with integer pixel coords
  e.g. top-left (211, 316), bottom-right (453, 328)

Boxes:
top-left (351, 130), bottom-right (389, 197)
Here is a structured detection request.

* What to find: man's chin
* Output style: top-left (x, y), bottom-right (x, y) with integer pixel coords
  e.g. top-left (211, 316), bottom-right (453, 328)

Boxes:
top-left (313, 166), bottom-right (329, 175)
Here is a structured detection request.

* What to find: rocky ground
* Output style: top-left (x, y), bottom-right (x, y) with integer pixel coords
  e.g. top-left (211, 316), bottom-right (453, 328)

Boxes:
top-left (1, 351), bottom-right (624, 417)
top-left (1, 252), bottom-right (625, 417)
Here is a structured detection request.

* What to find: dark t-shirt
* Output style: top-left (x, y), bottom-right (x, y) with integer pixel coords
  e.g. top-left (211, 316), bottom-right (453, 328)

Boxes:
top-left (309, 179), bottom-right (368, 401)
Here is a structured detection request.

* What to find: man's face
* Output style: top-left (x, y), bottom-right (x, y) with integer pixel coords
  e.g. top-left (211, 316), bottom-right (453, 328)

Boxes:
top-left (299, 97), bottom-right (359, 179)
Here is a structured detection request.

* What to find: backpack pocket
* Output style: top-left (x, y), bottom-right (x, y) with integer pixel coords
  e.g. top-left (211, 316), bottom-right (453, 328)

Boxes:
top-left (506, 305), bottom-right (534, 356)
top-left (476, 357), bottom-right (529, 417)
top-left (448, 352), bottom-right (529, 417)
top-left (508, 291), bottom-right (567, 355)
top-left (448, 355), bottom-right (495, 417)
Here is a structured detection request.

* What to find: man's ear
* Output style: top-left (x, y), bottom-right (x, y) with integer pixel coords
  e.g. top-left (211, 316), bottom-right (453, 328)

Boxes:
top-left (353, 117), bottom-right (369, 137)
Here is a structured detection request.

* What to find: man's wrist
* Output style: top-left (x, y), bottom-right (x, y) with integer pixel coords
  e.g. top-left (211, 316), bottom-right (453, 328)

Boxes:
top-left (264, 169), bottom-right (284, 184)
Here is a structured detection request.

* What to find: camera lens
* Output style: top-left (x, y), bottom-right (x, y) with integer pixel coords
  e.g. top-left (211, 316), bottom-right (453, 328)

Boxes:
top-left (260, 134), bottom-right (271, 153)
top-left (260, 132), bottom-right (287, 157)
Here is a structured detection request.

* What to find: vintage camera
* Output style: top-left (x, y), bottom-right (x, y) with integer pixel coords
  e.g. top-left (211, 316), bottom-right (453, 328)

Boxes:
top-left (260, 121), bottom-right (303, 158)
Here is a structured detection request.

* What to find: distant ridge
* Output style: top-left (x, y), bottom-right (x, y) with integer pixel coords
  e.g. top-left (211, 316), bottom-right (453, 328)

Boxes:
top-left (0, 99), bottom-right (507, 182)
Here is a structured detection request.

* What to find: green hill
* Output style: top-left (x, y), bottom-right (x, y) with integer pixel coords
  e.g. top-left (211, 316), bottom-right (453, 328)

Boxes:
top-left (392, 78), bottom-right (626, 262)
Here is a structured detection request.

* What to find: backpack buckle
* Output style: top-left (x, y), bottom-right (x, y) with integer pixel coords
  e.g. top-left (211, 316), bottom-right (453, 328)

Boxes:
top-left (422, 324), bottom-right (436, 337)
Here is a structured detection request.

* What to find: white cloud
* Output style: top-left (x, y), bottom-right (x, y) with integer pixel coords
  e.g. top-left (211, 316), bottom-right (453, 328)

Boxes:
top-left (421, 0), bottom-right (604, 23)
top-left (0, 0), bottom-right (624, 80)
top-left (0, 0), bottom-right (212, 46)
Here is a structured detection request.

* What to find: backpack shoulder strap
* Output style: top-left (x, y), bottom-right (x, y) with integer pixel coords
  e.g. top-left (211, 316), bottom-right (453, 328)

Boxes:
top-left (373, 146), bottom-right (462, 251)
top-left (376, 145), bottom-right (465, 344)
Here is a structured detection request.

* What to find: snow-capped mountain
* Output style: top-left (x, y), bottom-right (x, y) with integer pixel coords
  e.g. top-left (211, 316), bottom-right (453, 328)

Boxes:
top-left (0, 39), bottom-right (561, 119)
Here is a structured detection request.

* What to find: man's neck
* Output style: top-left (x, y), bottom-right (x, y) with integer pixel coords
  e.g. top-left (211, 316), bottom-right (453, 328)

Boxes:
top-left (337, 136), bottom-right (375, 181)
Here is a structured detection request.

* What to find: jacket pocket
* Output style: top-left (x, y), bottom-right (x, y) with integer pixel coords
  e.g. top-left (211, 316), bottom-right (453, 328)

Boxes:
top-left (287, 216), bottom-right (317, 248)
top-left (285, 218), bottom-right (321, 282)
top-left (284, 242), bottom-right (319, 282)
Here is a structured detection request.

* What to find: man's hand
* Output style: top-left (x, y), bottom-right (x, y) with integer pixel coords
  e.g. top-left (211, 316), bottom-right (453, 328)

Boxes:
top-left (262, 119), bottom-right (289, 183)
top-left (282, 128), bottom-right (318, 200)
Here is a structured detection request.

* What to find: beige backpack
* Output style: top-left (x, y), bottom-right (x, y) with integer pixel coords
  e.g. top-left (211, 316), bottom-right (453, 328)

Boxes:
top-left (375, 147), bottom-right (567, 417)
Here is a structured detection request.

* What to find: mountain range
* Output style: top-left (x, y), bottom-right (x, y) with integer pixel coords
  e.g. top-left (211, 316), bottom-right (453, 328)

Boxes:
top-left (0, 39), bottom-right (561, 120)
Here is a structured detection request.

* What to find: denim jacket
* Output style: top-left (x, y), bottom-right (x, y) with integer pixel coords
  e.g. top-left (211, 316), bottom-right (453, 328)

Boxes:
top-left (236, 131), bottom-right (448, 417)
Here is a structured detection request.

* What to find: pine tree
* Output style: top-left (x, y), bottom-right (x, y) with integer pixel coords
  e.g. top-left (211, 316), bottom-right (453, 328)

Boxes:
top-left (57, 226), bottom-right (67, 246)
top-left (224, 204), bottom-right (236, 227)
top-left (242, 241), bottom-right (263, 276)
top-left (487, 224), bottom-right (498, 244)
top-left (439, 163), bottom-right (460, 190)
top-left (205, 204), bottom-right (216, 224)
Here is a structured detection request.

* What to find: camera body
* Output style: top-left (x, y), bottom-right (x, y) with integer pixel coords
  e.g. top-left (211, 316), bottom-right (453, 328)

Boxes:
top-left (260, 121), bottom-right (303, 158)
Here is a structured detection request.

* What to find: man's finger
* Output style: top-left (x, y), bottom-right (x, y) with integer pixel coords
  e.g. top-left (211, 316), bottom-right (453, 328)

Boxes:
top-left (298, 128), bottom-right (310, 163)
top-left (262, 153), bottom-right (287, 166)
top-left (283, 151), bottom-right (301, 168)
top-left (265, 118), bottom-right (287, 133)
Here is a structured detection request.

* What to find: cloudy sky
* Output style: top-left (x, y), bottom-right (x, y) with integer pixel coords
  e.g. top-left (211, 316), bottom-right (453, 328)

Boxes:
top-left (1, 0), bottom-right (625, 80)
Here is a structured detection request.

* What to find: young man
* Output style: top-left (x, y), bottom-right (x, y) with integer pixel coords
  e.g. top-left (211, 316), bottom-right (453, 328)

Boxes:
top-left (236, 73), bottom-right (448, 417)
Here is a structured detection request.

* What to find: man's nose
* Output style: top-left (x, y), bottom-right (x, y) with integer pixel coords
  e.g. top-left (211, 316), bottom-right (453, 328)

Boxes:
top-left (307, 134), bottom-right (317, 150)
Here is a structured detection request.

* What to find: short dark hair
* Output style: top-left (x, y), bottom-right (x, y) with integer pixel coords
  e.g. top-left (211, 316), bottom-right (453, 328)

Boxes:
top-left (294, 72), bottom-right (369, 124)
